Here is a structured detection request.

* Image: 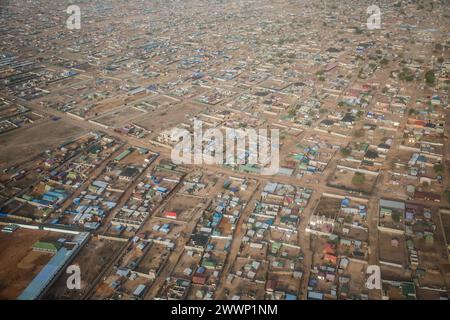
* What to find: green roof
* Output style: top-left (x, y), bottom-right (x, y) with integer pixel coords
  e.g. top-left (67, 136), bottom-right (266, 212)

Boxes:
top-left (271, 242), bottom-right (282, 249)
top-left (32, 241), bottom-right (61, 252)
top-left (401, 282), bottom-right (416, 298)
top-left (114, 148), bottom-right (133, 161)
top-left (201, 260), bottom-right (216, 268)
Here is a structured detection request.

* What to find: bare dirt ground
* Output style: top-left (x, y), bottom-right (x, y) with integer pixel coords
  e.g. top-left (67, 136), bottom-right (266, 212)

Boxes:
top-left (378, 232), bottom-right (407, 266)
top-left (43, 237), bottom-right (125, 300)
top-left (0, 228), bottom-right (65, 299)
top-left (157, 194), bottom-right (203, 221)
top-left (136, 103), bottom-right (202, 133)
top-left (94, 106), bottom-right (145, 127)
top-left (0, 118), bottom-right (86, 166)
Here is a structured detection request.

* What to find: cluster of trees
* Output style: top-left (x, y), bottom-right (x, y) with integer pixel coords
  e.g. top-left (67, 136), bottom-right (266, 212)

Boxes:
top-left (352, 172), bottom-right (366, 186)
top-left (391, 211), bottom-right (401, 223)
top-left (353, 129), bottom-right (365, 138)
top-left (425, 70), bottom-right (436, 86)
top-left (398, 67), bottom-right (415, 82)
top-left (433, 163), bottom-right (444, 176)
top-left (408, 108), bottom-right (417, 115)
top-left (340, 147), bottom-right (351, 157)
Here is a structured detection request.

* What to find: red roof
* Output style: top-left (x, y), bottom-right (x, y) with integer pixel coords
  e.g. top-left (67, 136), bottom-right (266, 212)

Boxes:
top-left (192, 274), bottom-right (207, 285)
top-left (164, 211), bottom-right (177, 218)
top-left (323, 243), bottom-right (336, 255)
top-left (284, 196), bottom-right (293, 204)
top-left (324, 254), bottom-right (337, 264)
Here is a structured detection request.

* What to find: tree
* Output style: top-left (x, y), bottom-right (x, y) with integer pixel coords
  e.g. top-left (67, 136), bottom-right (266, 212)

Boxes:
top-left (392, 211), bottom-right (401, 223)
top-left (425, 70), bottom-right (436, 86)
top-left (340, 148), bottom-right (351, 157)
top-left (352, 172), bottom-right (365, 186)
top-left (288, 108), bottom-right (297, 117)
top-left (444, 190), bottom-right (450, 203)
top-left (399, 67), bottom-right (415, 82)
top-left (344, 215), bottom-right (353, 223)
top-left (433, 163), bottom-right (444, 176)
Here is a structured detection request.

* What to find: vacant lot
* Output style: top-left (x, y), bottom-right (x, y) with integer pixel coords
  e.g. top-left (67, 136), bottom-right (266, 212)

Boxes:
top-left (378, 232), bottom-right (407, 266)
top-left (328, 169), bottom-right (378, 194)
top-left (43, 237), bottom-right (124, 300)
top-left (137, 103), bottom-right (201, 132)
top-left (345, 261), bottom-right (367, 297)
top-left (0, 228), bottom-right (67, 299)
top-left (0, 118), bottom-right (85, 167)
top-left (157, 194), bottom-right (202, 222)
top-left (94, 106), bottom-right (145, 127)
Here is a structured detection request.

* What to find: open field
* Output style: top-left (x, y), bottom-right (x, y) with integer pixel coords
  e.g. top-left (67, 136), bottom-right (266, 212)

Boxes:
top-left (137, 103), bottom-right (202, 133)
top-left (0, 118), bottom-right (86, 167)
top-left (0, 0), bottom-right (449, 302)
top-left (94, 106), bottom-right (146, 128)
top-left (0, 228), bottom-right (71, 299)
top-left (43, 237), bottom-right (125, 299)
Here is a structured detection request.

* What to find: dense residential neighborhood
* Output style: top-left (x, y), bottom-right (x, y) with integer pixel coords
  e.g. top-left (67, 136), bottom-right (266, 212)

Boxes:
top-left (0, 0), bottom-right (449, 302)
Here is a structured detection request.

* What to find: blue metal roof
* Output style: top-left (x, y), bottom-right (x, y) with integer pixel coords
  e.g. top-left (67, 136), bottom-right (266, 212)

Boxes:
top-left (18, 248), bottom-right (72, 300)
top-left (17, 232), bottom-right (89, 300)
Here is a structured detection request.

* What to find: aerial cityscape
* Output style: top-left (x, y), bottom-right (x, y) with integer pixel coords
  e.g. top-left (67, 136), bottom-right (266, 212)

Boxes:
top-left (0, 0), bottom-right (449, 302)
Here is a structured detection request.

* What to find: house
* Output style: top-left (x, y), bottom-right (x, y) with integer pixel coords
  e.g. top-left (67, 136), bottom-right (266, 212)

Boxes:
top-left (119, 166), bottom-right (139, 181)
top-left (191, 233), bottom-right (209, 248)
top-left (320, 119), bottom-right (334, 128)
top-left (116, 267), bottom-right (131, 277)
top-left (364, 149), bottom-right (379, 160)
top-left (324, 254), bottom-right (338, 265)
top-left (201, 259), bottom-right (216, 269)
top-left (341, 113), bottom-right (355, 125)
top-left (324, 63), bottom-right (338, 72)
top-left (192, 274), bottom-right (207, 285)
top-left (32, 241), bottom-right (61, 254)
top-left (414, 191), bottom-right (440, 202)
top-left (307, 291), bottom-right (324, 300)
top-left (377, 143), bottom-right (391, 153)
top-left (323, 243), bottom-right (336, 255)
top-left (164, 211), bottom-right (177, 219)
top-left (265, 279), bottom-right (277, 292)
top-left (133, 284), bottom-right (147, 297)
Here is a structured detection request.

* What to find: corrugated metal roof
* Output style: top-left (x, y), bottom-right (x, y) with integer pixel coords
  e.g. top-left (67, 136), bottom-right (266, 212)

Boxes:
top-left (18, 248), bottom-right (72, 300)
top-left (32, 241), bottom-right (60, 252)
top-left (18, 233), bottom-right (88, 300)
top-left (379, 199), bottom-right (405, 210)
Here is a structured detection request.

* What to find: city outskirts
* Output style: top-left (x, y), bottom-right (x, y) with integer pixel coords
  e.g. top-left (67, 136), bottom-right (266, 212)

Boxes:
top-left (0, 0), bottom-right (449, 306)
